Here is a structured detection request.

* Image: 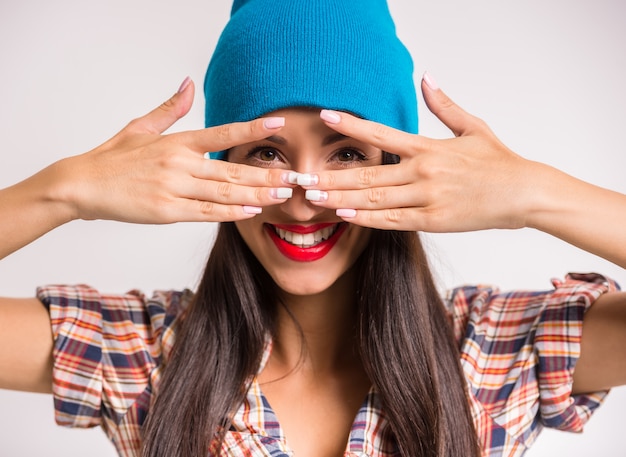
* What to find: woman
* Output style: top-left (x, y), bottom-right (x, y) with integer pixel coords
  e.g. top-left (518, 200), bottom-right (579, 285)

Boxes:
top-left (1, 0), bottom-right (625, 456)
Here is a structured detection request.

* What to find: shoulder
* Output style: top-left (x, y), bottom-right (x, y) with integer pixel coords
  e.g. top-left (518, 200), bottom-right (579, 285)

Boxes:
top-left (445, 273), bottom-right (619, 453)
top-left (37, 284), bottom-right (194, 319)
top-left (37, 284), bottom-right (195, 361)
top-left (443, 273), bottom-right (619, 343)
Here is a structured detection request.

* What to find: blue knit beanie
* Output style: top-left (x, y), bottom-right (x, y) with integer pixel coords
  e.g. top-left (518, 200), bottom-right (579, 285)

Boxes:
top-left (204, 0), bottom-right (417, 159)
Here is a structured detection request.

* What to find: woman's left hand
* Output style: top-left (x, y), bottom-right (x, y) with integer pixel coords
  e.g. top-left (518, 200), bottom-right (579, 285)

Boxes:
top-left (303, 76), bottom-right (541, 233)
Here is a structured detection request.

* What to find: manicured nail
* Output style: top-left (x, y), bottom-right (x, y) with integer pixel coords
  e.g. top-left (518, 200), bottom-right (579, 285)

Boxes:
top-left (422, 72), bottom-right (439, 91)
top-left (243, 205), bottom-right (263, 214)
top-left (271, 187), bottom-right (293, 199)
top-left (336, 208), bottom-right (357, 218)
top-left (282, 172), bottom-right (300, 185)
top-left (305, 190), bottom-right (328, 202)
top-left (296, 173), bottom-right (319, 186)
top-left (263, 117), bottom-right (285, 129)
top-left (320, 109), bottom-right (342, 124)
top-left (177, 76), bottom-right (192, 94)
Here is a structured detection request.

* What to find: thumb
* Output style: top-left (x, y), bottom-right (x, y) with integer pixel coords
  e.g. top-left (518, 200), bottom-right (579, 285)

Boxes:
top-left (129, 76), bottom-right (196, 135)
top-left (421, 73), bottom-right (478, 137)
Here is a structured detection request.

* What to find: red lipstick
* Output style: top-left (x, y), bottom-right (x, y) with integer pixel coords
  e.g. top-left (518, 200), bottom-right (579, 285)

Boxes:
top-left (265, 223), bottom-right (347, 262)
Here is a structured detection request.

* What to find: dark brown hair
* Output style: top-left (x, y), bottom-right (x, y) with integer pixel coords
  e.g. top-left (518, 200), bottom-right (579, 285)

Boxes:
top-left (141, 219), bottom-right (480, 456)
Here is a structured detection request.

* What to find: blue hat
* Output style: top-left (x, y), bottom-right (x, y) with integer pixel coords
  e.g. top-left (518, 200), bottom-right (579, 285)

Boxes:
top-left (204, 0), bottom-right (418, 159)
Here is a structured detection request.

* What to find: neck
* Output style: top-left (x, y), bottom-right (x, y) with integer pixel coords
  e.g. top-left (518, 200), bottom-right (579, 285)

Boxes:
top-left (270, 267), bottom-right (361, 375)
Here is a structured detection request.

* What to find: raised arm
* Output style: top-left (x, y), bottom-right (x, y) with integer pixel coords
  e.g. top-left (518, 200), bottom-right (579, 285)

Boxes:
top-left (0, 78), bottom-right (293, 261)
top-left (0, 79), bottom-right (297, 392)
top-left (298, 74), bottom-right (626, 268)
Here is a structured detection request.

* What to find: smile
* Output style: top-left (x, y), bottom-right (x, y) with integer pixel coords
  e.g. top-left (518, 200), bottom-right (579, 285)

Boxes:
top-left (275, 224), bottom-right (339, 248)
top-left (265, 223), bottom-right (347, 262)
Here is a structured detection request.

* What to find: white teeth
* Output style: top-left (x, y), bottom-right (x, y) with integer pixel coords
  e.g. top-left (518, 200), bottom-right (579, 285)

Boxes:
top-left (274, 224), bottom-right (339, 248)
top-left (292, 233), bottom-right (304, 245)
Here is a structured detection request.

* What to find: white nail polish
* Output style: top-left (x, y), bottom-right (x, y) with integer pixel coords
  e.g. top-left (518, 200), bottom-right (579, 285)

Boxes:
top-left (296, 174), bottom-right (319, 186)
top-left (243, 205), bottom-right (262, 214)
top-left (305, 190), bottom-right (327, 202)
top-left (273, 187), bottom-right (293, 199)
top-left (287, 172), bottom-right (300, 184)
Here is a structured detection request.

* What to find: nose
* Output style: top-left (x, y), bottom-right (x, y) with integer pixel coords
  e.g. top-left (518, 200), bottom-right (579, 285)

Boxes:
top-left (278, 184), bottom-right (326, 221)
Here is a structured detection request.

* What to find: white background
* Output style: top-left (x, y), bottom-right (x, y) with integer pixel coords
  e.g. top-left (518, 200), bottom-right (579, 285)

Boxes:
top-left (0, 0), bottom-right (625, 455)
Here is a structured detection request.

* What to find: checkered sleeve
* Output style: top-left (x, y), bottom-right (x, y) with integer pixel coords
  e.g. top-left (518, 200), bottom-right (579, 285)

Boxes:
top-left (36, 284), bottom-right (190, 445)
top-left (446, 273), bottom-right (620, 455)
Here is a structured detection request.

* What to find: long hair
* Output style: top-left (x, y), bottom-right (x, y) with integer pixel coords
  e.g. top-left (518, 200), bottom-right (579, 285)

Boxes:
top-left (141, 220), bottom-right (480, 456)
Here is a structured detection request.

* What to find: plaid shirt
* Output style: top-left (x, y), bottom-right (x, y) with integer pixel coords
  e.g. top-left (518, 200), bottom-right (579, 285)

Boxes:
top-left (37, 273), bottom-right (617, 456)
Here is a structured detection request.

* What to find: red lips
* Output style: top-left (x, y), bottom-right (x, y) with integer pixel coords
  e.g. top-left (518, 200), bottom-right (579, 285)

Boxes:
top-left (265, 223), bottom-right (347, 262)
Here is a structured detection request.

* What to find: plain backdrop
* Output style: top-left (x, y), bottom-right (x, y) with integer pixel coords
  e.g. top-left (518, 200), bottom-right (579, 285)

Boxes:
top-left (1, 0), bottom-right (625, 455)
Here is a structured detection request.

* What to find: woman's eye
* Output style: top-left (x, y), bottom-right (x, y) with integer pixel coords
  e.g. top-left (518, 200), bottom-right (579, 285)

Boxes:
top-left (257, 148), bottom-right (279, 161)
top-left (335, 148), bottom-right (366, 163)
top-left (245, 146), bottom-right (283, 165)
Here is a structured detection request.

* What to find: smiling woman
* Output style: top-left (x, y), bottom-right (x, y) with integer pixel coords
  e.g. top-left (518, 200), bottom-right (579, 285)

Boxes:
top-left (229, 109), bottom-right (379, 279)
top-left (1, 0), bottom-right (626, 456)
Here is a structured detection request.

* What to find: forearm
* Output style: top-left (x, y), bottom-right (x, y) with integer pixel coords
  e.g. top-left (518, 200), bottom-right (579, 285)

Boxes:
top-left (525, 161), bottom-right (626, 268)
top-left (0, 161), bottom-right (75, 260)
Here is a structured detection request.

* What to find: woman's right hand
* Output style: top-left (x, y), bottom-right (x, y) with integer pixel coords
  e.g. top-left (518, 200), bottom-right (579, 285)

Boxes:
top-left (50, 78), bottom-right (292, 224)
top-left (0, 78), bottom-right (294, 260)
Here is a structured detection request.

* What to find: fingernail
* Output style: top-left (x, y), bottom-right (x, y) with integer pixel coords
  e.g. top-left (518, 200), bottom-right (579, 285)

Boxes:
top-left (320, 109), bottom-right (341, 124)
top-left (336, 208), bottom-right (357, 218)
top-left (282, 172), bottom-right (300, 185)
top-left (271, 187), bottom-right (293, 199)
top-left (296, 173), bottom-right (319, 186)
top-left (305, 190), bottom-right (328, 202)
top-left (422, 72), bottom-right (439, 91)
top-left (177, 76), bottom-right (192, 94)
top-left (263, 117), bottom-right (285, 129)
top-left (243, 205), bottom-right (263, 214)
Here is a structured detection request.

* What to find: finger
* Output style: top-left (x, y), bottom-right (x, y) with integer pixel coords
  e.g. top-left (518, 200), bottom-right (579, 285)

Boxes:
top-left (175, 116), bottom-right (285, 154)
top-left (319, 109), bottom-right (430, 158)
top-left (165, 198), bottom-right (266, 223)
top-left (420, 73), bottom-right (482, 137)
top-left (305, 184), bottom-right (427, 211)
top-left (182, 177), bottom-right (294, 207)
top-left (298, 164), bottom-right (414, 192)
top-left (192, 159), bottom-right (294, 189)
top-left (334, 207), bottom-right (441, 232)
top-left (127, 77), bottom-right (196, 135)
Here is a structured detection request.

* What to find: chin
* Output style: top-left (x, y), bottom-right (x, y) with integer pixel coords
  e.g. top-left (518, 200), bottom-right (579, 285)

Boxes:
top-left (269, 270), bottom-right (344, 297)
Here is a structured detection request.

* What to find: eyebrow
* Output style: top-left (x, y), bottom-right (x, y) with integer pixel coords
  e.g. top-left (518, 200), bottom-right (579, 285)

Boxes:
top-left (265, 133), bottom-right (349, 147)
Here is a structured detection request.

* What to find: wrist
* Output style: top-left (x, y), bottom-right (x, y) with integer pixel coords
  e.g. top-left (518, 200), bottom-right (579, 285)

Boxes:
top-left (35, 157), bottom-right (82, 224)
top-left (521, 161), bottom-right (583, 232)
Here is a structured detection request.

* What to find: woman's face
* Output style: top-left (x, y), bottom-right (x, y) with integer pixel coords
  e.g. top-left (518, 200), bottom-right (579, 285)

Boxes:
top-left (230, 108), bottom-right (383, 296)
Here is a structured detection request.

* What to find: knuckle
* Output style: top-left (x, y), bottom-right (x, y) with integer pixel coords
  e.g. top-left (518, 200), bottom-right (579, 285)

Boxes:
top-left (155, 148), bottom-right (181, 169)
top-left (159, 98), bottom-right (176, 113)
top-left (216, 182), bottom-right (233, 199)
top-left (249, 120), bottom-right (259, 137)
top-left (325, 172), bottom-right (337, 187)
top-left (214, 124), bottom-right (232, 144)
top-left (265, 170), bottom-right (277, 186)
top-left (414, 158), bottom-right (440, 180)
top-left (225, 163), bottom-right (242, 181)
top-left (366, 187), bottom-right (384, 204)
top-left (357, 167), bottom-right (378, 186)
top-left (371, 123), bottom-right (391, 143)
top-left (254, 186), bottom-right (265, 203)
top-left (198, 200), bottom-right (215, 216)
top-left (124, 118), bottom-right (144, 134)
top-left (384, 208), bottom-right (402, 224)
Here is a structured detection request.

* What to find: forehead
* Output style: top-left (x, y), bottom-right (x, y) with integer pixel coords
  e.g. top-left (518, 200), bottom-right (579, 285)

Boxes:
top-left (260, 108), bottom-right (359, 148)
